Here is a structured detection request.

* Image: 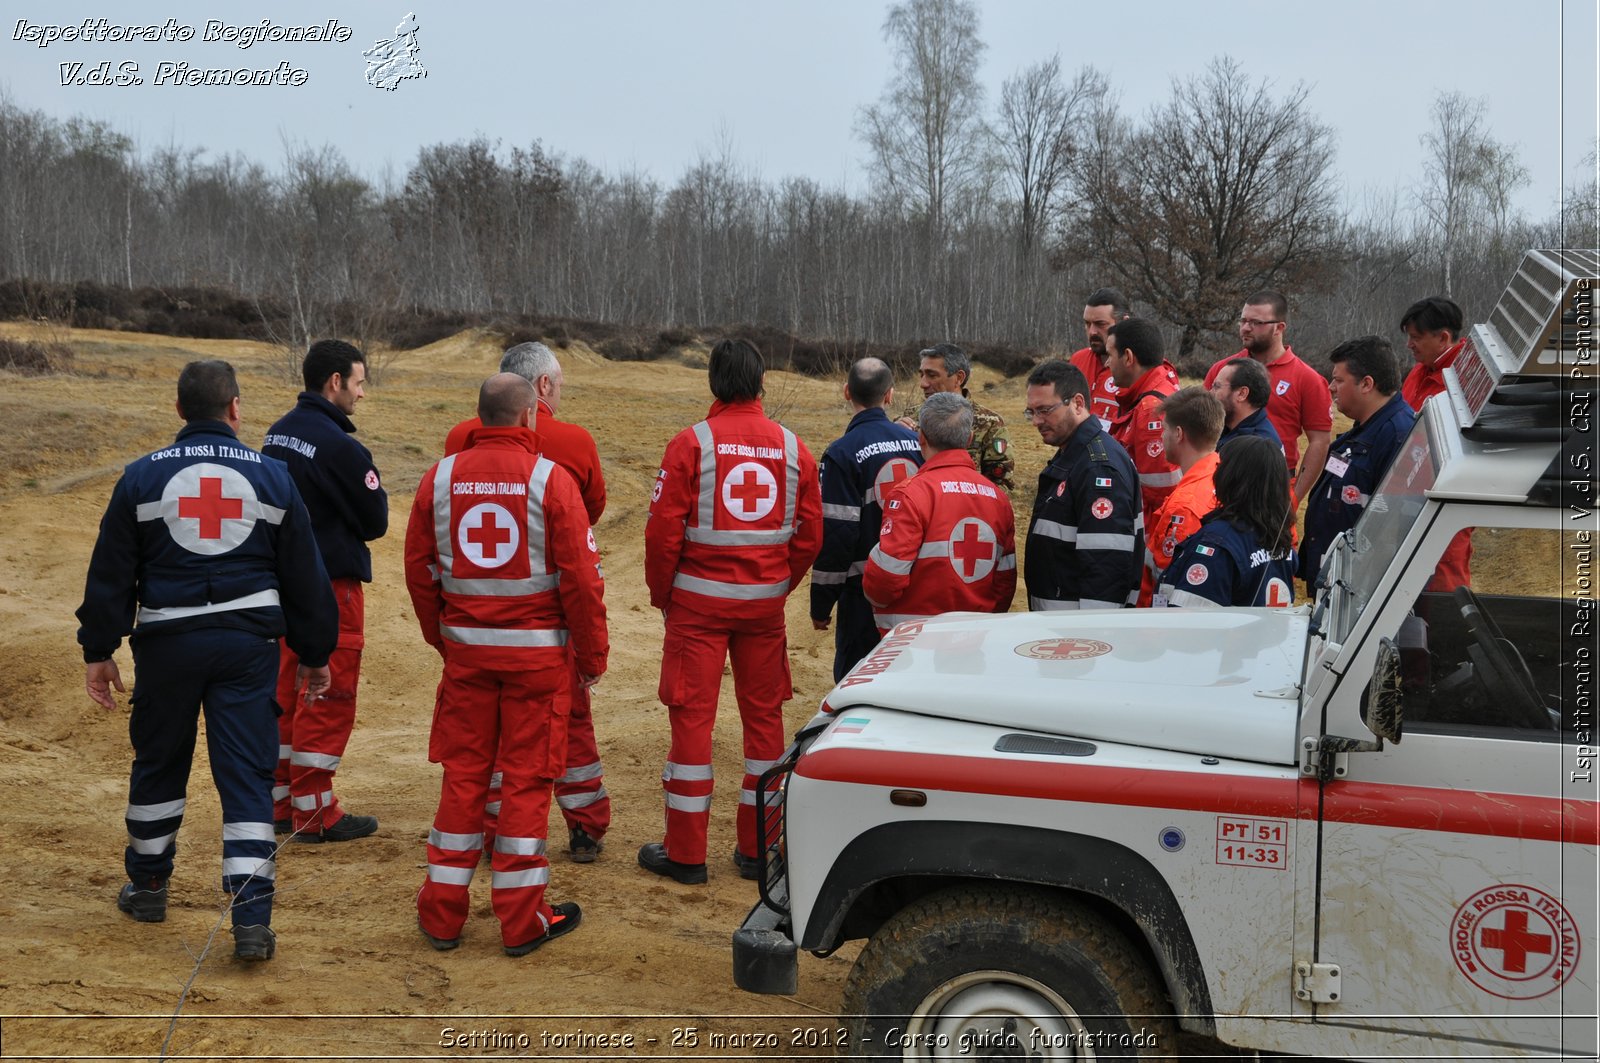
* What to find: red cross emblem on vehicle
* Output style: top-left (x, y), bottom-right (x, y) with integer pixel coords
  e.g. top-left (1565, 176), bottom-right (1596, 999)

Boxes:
top-left (458, 502), bottom-right (521, 569)
top-left (1014, 637), bottom-right (1113, 661)
top-left (161, 463), bottom-right (258, 556)
top-left (722, 461), bottom-right (777, 521)
top-left (947, 517), bottom-right (997, 583)
top-left (1451, 885), bottom-right (1579, 1000)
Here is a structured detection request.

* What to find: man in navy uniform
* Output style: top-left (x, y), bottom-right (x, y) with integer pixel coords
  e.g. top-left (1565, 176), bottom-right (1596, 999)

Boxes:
top-left (1300, 336), bottom-right (1416, 594)
top-left (263, 340), bottom-right (388, 842)
top-left (78, 359), bottom-right (337, 962)
top-left (810, 357), bottom-right (923, 680)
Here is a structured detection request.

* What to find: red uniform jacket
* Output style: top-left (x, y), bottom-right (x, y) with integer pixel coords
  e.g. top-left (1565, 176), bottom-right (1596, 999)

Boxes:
top-left (445, 399), bottom-right (606, 526)
top-left (1069, 347), bottom-right (1120, 430)
top-left (645, 399), bottom-right (822, 619)
top-left (1402, 339), bottom-right (1472, 590)
top-left (1110, 363), bottom-right (1181, 524)
top-left (862, 449), bottom-right (1016, 630)
top-left (405, 426), bottom-right (608, 681)
top-left (1138, 450), bottom-right (1219, 607)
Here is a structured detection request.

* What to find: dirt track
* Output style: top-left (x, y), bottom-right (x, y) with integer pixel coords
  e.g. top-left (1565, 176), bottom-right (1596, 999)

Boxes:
top-left (0, 325), bottom-right (1059, 1060)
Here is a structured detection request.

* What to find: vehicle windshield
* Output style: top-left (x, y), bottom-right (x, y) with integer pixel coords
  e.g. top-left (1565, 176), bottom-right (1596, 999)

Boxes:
top-left (1331, 417), bottom-right (1437, 643)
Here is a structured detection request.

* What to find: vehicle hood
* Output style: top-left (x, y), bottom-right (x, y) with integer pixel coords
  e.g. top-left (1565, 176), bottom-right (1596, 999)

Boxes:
top-left (826, 608), bottom-right (1309, 766)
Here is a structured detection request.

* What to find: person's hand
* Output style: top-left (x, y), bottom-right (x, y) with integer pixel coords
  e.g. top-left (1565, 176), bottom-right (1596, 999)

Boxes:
top-left (85, 659), bottom-right (125, 711)
top-left (579, 673), bottom-right (601, 690)
top-left (894, 415), bottom-right (917, 430)
top-left (811, 617), bottom-right (831, 631)
top-left (297, 664), bottom-right (332, 703)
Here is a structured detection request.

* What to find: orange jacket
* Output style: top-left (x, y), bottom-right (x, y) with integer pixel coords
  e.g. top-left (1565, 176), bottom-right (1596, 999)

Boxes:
top-left (405, 426), bottom-right (608, 681)
top-left (1110, 363), bottom-right (1181, 521)
top-left (862, 449), bottom-right (1016, 630)
top-left (645, 399), bottom-right (822, 618)
top-left (1138, 450), bottom-right (1219, 607)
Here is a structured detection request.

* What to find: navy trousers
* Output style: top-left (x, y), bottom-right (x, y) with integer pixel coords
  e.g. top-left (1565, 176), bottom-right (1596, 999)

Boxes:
top-left (125, 628), bottom-right (280, 926)
top-left (832, 581), bottom-right (882, 682)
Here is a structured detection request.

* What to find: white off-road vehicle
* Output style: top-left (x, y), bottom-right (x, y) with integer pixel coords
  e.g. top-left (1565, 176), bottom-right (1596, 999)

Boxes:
top-left (735, 250), bottom-right (1598, 1060)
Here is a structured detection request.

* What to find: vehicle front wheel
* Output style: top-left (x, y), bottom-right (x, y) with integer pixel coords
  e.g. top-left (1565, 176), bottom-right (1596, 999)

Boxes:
top-left (839, 885), bottom-right (1175, 1060)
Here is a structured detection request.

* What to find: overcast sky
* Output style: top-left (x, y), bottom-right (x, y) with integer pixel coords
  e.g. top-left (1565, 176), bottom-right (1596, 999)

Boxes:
top-left (1, 0), bottom-right (1595, 220)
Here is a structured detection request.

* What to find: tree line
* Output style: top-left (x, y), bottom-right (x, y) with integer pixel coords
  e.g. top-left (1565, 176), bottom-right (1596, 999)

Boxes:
top-left (0, 0), bottom-right (1591, 377)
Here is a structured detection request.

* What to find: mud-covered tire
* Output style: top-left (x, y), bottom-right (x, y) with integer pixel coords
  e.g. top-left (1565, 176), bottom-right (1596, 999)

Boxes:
top-left (839, 885), bottom-right (1175, 1060)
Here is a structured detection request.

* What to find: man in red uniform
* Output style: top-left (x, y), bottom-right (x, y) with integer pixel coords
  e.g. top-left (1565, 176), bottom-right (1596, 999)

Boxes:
top-left (1138, 388), bottom-right (1224, 607)
top-left (1399, 296), bottom-right (1472, 589)
top-left (1068, 287), bottom-right (1132, 431)
top-left (1106, 318), bottom-right (1181, 524)
top-left (404, 373), bottom-right (608, 956)
top-left (264, 340), bottom-right (387, 843)
top-left (863, 392), bottom-right (1015, 628)
top-left (446, 342), bottom-right (611, 863)
top-left (640, 339), bottom-right (822, 884)
top-left (1202, 290), bottom-right (1332, 505)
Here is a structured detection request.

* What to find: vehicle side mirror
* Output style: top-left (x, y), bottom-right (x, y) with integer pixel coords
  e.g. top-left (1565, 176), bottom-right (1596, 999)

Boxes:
top-left (1367, 637), bottom-right (1405, 744)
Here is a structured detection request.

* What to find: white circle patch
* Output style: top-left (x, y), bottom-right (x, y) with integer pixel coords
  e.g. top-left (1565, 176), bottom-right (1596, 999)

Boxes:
top-left (162, 462), bottom-right (259, 556)
top-left (947, 517), bottom-right (997, 583)
top-left (721, 461), bottom-right (778, 522)
top-left (1265, 577), bottom-right (1293, 607)
top-left (873, 457), bottom-right (917, 502)
top-left (457, 502), bottom-right (521, 569)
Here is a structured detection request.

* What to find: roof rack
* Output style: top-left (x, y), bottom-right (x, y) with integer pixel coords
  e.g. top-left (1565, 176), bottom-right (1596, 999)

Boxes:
top-left (1447, 250), bottom-right (1596, 508)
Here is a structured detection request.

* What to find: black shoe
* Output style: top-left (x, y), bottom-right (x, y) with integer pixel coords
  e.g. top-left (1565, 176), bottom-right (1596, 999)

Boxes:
top-left (504, 901), bottom-right (582, 956)
top-left (117, 879), bottom-right (168, 923)
top-left (233, 924), bottom-right (276, 961)
top-left (568, 828), bottom-right (603, 863)
top-left (732, 849), bottom-right (763, 881)
top-left (273, 818), bottom-right (291, 834)
top-left (294, 812), bottom-right (378, 844)
top-left (418, 917), bottom-right (460, 952)
top-left (637, 842), bottom-right (707, 885)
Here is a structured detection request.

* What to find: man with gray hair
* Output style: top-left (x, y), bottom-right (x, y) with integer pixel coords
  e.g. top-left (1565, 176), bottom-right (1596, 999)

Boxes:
top-left (444, 341), bottom-right (611, 863)
top-left (811, 357), bottom-right (924, 680)
top-left (895, 342), bottom-right (1014, 490)
top-left (864, 392), bottom-right (1016, 632)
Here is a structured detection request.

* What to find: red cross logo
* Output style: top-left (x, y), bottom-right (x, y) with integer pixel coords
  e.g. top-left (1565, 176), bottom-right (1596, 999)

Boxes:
top-left (947, 518), bottom-right (996, 583)
top-left (457, 502), bottom-right (521, 568)
top-left (874, 458), bottom-right (916, 503)
top-left (1451, 885), bottom-right (1578, 1000)
top-left (179, 476), bottom-right (243, 539)
top-left (160, 463), bottom-right (259, 556)
top-left (721, 461), bottom-right (778, 522)
top-left (1091, 497), bottom-right (1113, 520)
top-left (1015, 637), bottom-right (1114, 661)
top-left (1480, 910), bottom-right (1554, 974)
top-left (1264, 577), bottom-right (1293, 608)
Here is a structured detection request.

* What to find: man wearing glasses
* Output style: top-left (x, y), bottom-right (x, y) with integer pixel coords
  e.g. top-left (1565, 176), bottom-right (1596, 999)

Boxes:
top-left (896, 343), bottom-right (1014, 491)
top-left (1020, 361), bottom-right (1142, 611)
top-left (1202, 290), bottom-right (1331, 505)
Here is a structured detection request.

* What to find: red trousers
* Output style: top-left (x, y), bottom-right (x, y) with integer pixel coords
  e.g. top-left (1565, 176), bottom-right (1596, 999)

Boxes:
top-left (418, 659), bottom-right (570, 948)
top-left (274, 578), bottom-right (363, 830)
top-left (484, 650), bottom-right (610, 843)
top-left (656, 607), bottom-right (790, 866)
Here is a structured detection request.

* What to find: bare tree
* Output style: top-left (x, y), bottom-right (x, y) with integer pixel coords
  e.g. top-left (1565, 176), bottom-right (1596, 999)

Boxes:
top-left (857, 0), bottom-right (987, 243)
top-left (996, 58), bottom-right (1104, 254)
top-left (1073, 56), bottom-right (1341, 366)
top-left (1417, 91), bottom-right (1529, 293)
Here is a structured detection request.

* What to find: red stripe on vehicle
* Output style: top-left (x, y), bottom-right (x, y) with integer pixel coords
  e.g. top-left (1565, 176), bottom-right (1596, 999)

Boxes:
top-left (796, 748), bottom-right (1600, 845)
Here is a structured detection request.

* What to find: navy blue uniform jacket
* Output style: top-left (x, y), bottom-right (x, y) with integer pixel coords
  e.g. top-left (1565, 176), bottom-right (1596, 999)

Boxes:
top-left (1300, 395), bottom-right (1415, 584)
top-left (76, 420), bottom-right (337, 665)
top-left (262, 392), bottom-right (388, 581)
top-left (1025, 418), bottom-right (1143, 610)
top-left (1159, 513), bottom-right (1297, 607)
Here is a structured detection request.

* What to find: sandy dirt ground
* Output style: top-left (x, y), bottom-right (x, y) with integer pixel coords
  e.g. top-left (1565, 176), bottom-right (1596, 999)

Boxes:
top-left (0, 324), bottom-right (1062, 1061)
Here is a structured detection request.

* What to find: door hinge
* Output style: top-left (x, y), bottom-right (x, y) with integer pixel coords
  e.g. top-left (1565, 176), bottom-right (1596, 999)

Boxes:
top-left (1300, 735), bottom-right (1382, 782)
top-left (1294, 960), bottom-right (1342, 1004)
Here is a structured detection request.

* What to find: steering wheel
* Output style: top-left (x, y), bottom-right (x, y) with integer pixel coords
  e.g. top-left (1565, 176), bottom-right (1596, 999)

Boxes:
top-left (1453, 587), bottom-right (1552, 730)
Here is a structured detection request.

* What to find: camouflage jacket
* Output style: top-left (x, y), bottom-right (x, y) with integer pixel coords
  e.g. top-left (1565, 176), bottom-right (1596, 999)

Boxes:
top-left (901, 390), bottom-right (1015, 491)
